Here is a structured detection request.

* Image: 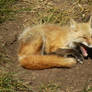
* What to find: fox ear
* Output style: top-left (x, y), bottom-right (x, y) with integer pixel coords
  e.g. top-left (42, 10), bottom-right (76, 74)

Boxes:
top-left (89, 16), bottom-right (92, 28)
top-left (70, 19), bottom-right (77, 29)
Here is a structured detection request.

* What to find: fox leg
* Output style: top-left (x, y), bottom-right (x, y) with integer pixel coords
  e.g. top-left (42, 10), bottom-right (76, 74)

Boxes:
top-left (18, 33), bottom-right (44, 56)
top-left (18, 43), bottom-right (77, 70)
top-left (48, 48), bottom-right (84, 64)
top-left (41, 37), bottom-right (46, 55)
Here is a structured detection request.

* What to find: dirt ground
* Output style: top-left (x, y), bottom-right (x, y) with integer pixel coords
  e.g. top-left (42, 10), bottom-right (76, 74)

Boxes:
top-left (0, 0), bottom-right (92, 92)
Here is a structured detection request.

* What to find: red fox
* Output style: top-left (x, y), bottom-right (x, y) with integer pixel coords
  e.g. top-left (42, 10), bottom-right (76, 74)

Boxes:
top-left (18, 17), bottom-right (92, 70)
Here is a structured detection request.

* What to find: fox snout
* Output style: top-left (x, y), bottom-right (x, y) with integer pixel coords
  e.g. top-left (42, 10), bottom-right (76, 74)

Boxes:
top-left (82, 37), bottom-right (92, 48)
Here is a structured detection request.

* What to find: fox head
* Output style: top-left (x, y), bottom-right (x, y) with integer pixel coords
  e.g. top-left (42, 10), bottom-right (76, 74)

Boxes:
top-left (70, 16), bottom-right (92, 47)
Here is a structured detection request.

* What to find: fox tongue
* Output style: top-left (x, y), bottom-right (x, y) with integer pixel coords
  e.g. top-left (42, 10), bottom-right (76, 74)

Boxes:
top-left (80, 46), bottom-right (88, 57)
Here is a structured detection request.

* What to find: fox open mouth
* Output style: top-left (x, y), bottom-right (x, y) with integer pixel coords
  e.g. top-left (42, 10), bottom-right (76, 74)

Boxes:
top-left (79, 43), bottom-right (88, 57)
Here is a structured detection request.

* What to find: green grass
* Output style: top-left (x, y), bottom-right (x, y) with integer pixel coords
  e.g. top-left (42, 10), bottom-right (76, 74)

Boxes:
top-left (0, 0), bottom-right (34, 23)
top-left (0, 72), bottom-right (33, 92)
top-left (38, 8), bottom-right (70, 25)
top-left (82, 83), bottom-right (92, 92)
top-left (0, 0), bottom-right (18, 23)
top-left (39, 83), bottom-right (60, 92)
top-left (29, 0), bottom-right (92, 25)
top-left (83, 88), bottom-right (92, 92)
top-left (0, 0), bottom-right (91, 24)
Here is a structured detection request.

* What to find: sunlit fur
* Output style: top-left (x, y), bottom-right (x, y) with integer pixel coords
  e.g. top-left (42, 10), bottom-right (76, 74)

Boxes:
top-left (18, 17), bottom-right (92, 70)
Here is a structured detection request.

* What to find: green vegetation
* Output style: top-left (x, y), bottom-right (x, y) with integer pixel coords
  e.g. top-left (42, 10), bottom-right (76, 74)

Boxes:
top-left (0, 0), bottom-right (33, 23)
top-left (0, 72), bottom-right (33, 92)
top-left (82, 83), bottom-right (92, 92)
top-left (83, 88), bottom-right (92, 92)
top-left (0, 0), bottom-right (91, 24)
top-left (38, 8), bottom-right (70, 25)
top-left (39, 83), bottom-right (60, 92)
top-left (0, 0), bottom-right (18, 23)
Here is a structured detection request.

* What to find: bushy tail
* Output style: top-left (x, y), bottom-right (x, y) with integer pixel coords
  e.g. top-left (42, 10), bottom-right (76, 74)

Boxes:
top-left (18, 55), bottom-right (77, 70)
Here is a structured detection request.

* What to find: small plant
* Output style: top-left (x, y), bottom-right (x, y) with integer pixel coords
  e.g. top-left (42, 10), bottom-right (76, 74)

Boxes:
top-left (0, 72), bottom-right (33, 92)
top-left (0, 0), bottom-right (18, 23)
top-left (82, 86), bottom-right (92, 92)
top-left (39, 83), bottom-right (60, 92)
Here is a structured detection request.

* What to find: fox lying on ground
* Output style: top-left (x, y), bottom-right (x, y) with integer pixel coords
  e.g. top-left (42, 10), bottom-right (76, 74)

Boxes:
top-left (18, 17), bottom-right (92, 70)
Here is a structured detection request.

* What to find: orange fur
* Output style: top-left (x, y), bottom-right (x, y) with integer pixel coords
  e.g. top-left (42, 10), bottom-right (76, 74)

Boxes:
top-left (18, 17), bottom-right (92, 69)
top-left (19, 55), bottom-right (76, 69)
